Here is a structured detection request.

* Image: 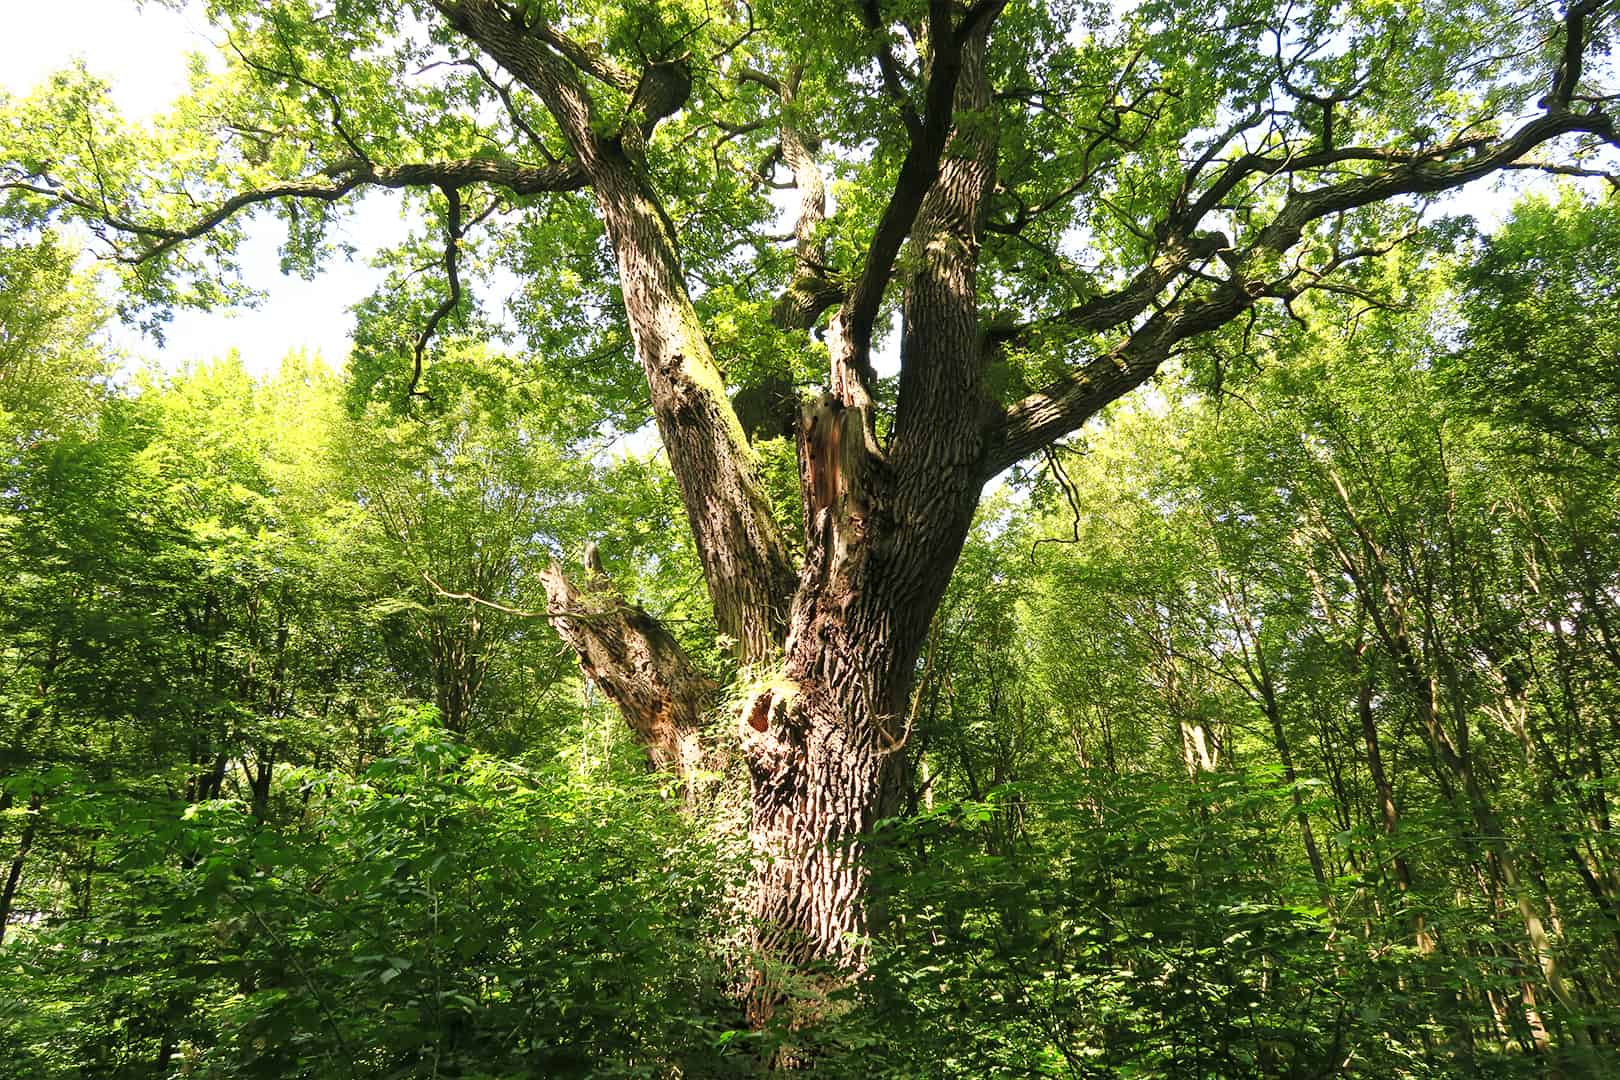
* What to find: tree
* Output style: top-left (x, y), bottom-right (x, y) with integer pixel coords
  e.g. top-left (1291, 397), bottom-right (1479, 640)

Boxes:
top-left (338, 357), bottom-right (593, 740)
top-left (0, 235), bottom-right (109, 450)
top-left (4, 0), bottom-right (1616, 1012)
top-left (1446, 189), bottom-right (1620, 465)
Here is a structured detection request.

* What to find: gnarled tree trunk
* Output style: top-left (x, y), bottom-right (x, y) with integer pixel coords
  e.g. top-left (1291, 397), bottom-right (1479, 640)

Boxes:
top-left (411, 0), bottom-right (1620, 1036)
top-left (6, 0), bottom-right (1612, 1053)
top-left (430, 2), bottom-right (1001, 1004)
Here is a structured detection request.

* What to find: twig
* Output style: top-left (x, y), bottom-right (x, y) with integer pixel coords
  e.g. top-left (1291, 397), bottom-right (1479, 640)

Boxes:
top-left (1031, 444), bottom-right (1085, 558)
top-left (422, 571), bottom-right (545, 618)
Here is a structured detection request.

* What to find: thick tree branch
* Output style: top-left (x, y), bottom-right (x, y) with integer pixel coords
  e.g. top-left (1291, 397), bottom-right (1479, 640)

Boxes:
top-left (892, 26), bottom-right (999, 460)
top-left (861, 1), bottom-right (923, 138)
top-left (429, 558), bottom-right (716, 796)
top-left (981, 103), bottom-right (1618, 478)
top-left (1500, 158), bottom-right (1620, 190)
top-left (429, 2), bottom-right (605, 167)
top-left (532, 23), bottom-right (639, 93)
top-left (1547, 0), bottom-right (1604, 109)
top-left (540, 556), bottom-right (717, 796)
top-left (756, 66), bottom-right (845, 331)
top-left (830, 0), bottom-right (1007, 407)
top-left (434, 0), bottom-right (799, 664)
top-left (988, 138), bottom-right (1526, 353)
top-left (988, 229), bottom-right (1232, 350)
top-left (2, 156), bottom-right (585, 263)
top-left (983, 284), bottom-right (1250, 477)
top-left (733, 64), bottom-right (782, 96)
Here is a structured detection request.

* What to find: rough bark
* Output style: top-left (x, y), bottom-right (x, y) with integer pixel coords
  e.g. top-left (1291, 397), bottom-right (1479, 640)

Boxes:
top-left (431, 0), bottom-right (798, 667)
top-left (739, 26), bottom-right (1002, 1026)
top-left (278, 9), bottom-right (1620, 1036)
top-left (13, 0), bottom-right (1615, 1043)
top-left (591, 150), bottom-right (799, 665)
top-left (737, 406), bottom-right (939, 1021)
top-left (541, 552), bottom-right (717, 795)
top-left (754, 66), bottom-right (845, 334)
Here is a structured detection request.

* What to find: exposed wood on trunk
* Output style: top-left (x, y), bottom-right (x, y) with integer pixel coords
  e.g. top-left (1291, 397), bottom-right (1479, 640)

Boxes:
top-left (741, 24), bottom-right (1003, 1030)
top-left (540, 553), bottom-right (716, 796)
top-left (15, 2), bottom-right (1614, 1050)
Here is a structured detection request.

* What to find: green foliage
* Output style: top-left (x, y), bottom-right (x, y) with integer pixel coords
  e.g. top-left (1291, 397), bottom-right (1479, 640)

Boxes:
top-left (847, 773), bottom-right (1400, 1078)
top-left (0, 712), bottom-right (748, 1079)
top-left (0, 249), bottom-right (750, 1075)
top-left (7, 191), bottom-right (1620, 1075)
top-left (1446, 189), bottom-right (1620, 466)
top-left (2, 0), bottom-right (1619, 1066)
top-left (0, 234), bottom-right (110, 448)
top-left (799, 196), bottom-right (1620, 1075)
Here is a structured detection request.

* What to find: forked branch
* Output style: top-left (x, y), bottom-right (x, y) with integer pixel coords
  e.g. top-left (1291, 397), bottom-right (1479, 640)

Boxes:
top-left (834, 0), bottom-right (1009, 401)
top-left (2, 157), bottom-right (585, 264)
top-left (981, 99), bottom-right (1618, 477)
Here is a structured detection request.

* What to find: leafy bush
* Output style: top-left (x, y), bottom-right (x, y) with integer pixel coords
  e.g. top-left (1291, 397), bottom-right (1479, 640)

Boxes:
top-left (0, 712), bottom-right (750, 1078)
top-left (822, 771), bottom-right (1543, 1079)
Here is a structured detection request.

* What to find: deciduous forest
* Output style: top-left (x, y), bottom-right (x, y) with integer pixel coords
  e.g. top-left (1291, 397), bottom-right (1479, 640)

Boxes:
top-left (2, 0), bottom-right (1619, 1075)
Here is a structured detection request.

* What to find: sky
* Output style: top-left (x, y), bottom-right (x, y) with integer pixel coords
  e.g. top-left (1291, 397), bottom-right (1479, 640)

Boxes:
top-left (1, 0), bottom-right (396, 377)
top-left (2, 2), bottom-right (1603, 382)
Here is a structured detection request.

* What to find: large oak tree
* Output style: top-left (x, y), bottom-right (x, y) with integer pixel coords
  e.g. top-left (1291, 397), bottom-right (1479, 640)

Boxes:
top-left (4, 0), bottom-right (1616, 1012)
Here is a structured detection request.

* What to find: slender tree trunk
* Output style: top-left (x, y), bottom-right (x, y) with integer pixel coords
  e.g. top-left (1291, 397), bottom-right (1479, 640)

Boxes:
top-left (1228, 589), bottom-right (1329, 895)
top-left (249, 754), bottom-right (273, 824)
top-left (1324, 473), bottom-right (1588, 1059)
top-left (1358, 664), bottom-right (1419, 916)
top-left (1260, 678), bottom-right (1328, 895)
top-left (0, 791), bottom-right (42, 945)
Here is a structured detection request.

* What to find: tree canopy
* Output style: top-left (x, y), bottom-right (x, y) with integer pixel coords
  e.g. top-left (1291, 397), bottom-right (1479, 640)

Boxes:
top-left (3, 0), bottom-right (1620, 1074)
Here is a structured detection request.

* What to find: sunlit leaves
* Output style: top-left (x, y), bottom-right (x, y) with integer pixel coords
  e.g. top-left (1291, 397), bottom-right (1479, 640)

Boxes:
top-left (1447, 189), bottom-right (1620, 466)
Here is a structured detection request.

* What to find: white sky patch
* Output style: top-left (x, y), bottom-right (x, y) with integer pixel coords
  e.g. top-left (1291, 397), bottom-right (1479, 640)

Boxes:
top-left (1, 0), bottom-right (394, 378)
top-left (134, 192), bottom-right (405, 375)
top-left (0, 0), bottom-right (199, 120)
